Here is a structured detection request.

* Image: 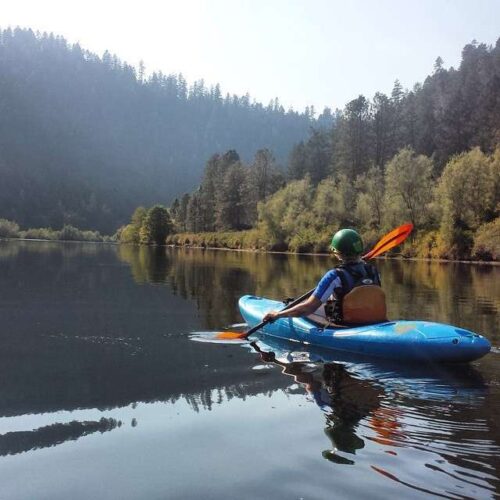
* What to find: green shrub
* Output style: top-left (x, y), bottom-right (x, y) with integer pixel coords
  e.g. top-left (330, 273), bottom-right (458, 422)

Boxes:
top-left (22, 227), bottom-right (58, 240)
top-left (0, 219), bottom-right (20, 238)
top-left (288, 227), bottom-right (317, 253)
top-left (473, 218), bottom-right (500, 261)
top-left (120, 224), bottom-right (140, 244)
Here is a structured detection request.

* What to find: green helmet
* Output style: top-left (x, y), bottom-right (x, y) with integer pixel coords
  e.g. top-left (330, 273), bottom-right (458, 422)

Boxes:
top-left (330, 229), bottom-right (364, 256)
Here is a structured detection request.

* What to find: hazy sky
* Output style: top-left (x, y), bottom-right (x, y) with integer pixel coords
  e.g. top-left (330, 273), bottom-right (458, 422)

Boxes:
top-left (1, 0), bottom-right (499, 112)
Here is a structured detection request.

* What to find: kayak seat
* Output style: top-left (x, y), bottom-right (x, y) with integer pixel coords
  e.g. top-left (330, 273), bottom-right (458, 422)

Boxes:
top-left (307, 285), bottom-right (388, 328)
top-left (342, 285), bottom-right (388, 325)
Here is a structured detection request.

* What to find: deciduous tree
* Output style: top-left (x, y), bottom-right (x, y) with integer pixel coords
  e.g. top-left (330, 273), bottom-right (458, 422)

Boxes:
top-left (383, 148), bottom-right (434, 228)
top-left (139, 205), bottom-right (173, 245)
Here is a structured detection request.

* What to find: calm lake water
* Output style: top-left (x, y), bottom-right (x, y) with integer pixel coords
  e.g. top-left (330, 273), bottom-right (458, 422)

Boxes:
top-left (0, 240), bottom-right (498, 499)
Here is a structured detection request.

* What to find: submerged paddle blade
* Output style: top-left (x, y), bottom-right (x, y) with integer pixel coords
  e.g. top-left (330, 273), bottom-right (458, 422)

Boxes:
top-left (190, 331), bottom-right (249, 344)
top-left (363, 223), bottom-right (413, 260)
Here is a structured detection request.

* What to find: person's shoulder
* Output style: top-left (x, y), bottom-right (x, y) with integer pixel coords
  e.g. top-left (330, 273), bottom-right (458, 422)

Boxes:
top-left (321, 268), bottom-right (340, 281)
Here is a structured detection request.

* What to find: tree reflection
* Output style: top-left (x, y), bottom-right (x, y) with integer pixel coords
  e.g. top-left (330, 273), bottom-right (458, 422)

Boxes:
top-left (118, 245), bottom-right (171, 284)
top-left (118, 246), bottom-right (332, 328)
top-left (117, 246), bottom-right (498, 342)
top-left (0, 242), bottom-right (291, 419)
top-left (0, 418), bottom-right (121, 456)
top-left (0, 239), bottom-right (498, 495)
top-left (377, 259), bottom-right (499, 342)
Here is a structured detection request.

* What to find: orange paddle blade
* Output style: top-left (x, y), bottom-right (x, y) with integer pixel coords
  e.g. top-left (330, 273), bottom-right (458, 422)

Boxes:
top-left (215, 331), bottom-right (248, 340)
top-left (363, 223), bottom-right (413, 260)
top-left (365, 232), bottom-right (412, 259)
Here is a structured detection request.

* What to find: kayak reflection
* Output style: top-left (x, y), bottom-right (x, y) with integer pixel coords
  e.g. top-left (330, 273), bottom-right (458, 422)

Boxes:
top-left (251, 338), bottom-right (384, 465)
top-left (249, 335), bottom-right (489, 470)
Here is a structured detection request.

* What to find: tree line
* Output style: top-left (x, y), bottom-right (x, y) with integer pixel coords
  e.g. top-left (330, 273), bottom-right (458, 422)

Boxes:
top-left (256, 147), bottom-right (499, 259)
top-left (288, 41), bottom-right (500, 184)
top-left (2, 27), bottom-right (497, 258)
top-left (0, 27), bottom-right (323, 233)
top-left (165, 146), bottom-right (498, 260)
top-left (0, 219), bottom-right (109, 242)
top-left (117, 245), bottom-right (498, 333)
top-left (162, 39), bottom-right (500, 260)
top-left (170, 149), bottom-right (284, 233)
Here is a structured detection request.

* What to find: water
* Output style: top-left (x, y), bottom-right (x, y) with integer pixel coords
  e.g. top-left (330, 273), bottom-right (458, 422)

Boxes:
top-left (0, 240), bottom-right (498, 499)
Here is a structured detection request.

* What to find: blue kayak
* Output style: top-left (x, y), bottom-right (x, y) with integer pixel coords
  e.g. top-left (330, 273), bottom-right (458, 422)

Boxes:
top-left (239, 295), bottom-right (491, 363)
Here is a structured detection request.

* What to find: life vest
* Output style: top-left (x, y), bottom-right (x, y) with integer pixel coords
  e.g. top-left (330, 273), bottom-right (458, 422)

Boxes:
top-left (325, 263), bottom-right (387, 325)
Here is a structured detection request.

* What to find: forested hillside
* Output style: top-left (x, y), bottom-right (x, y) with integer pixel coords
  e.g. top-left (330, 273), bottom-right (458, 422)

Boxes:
top-left (0, 27), bottom-right (323, 233)
top-left (289, 39), bottom-right (500, 181)
top-left (168, 39), bottom-right (500, 260)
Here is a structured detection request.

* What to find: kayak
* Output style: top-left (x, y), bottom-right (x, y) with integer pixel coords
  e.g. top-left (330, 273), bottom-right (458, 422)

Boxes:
top-left (238, 295), bottom-right (491, 363)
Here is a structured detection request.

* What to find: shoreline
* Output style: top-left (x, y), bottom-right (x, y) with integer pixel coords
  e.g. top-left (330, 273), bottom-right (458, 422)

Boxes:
top-left (164, 243), bottom-right (500, 266)
top-left (2, 237), bottom-right (498, 265)
top-left (0, 237), bottom-right (116, 245)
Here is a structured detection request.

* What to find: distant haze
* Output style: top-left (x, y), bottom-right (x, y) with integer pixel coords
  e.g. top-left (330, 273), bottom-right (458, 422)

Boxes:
top-left (1, 0), bottom-right (499, 112)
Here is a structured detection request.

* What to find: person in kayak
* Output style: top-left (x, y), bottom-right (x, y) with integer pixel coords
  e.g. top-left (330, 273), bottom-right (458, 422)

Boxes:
top-left (263, 229), bottom-right (387, 326)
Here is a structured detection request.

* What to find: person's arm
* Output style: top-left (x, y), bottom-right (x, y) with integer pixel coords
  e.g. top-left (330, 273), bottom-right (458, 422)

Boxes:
top-left (262, 270), bottom-right (341, 323)
top-left (263, 294), bottom-right (323, 322)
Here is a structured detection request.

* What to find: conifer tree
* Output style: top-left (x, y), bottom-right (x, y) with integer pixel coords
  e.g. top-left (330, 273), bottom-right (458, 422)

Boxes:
top-left (334, 95), bottom-right (372, 177)
top-left (216, 162), bottom-right (247, 230)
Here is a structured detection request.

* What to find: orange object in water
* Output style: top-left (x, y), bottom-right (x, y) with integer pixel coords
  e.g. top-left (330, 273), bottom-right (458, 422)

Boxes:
top-left (369, 407), bottom-right (403, 446)
top-left (342, 286), bottom-right (387, 325)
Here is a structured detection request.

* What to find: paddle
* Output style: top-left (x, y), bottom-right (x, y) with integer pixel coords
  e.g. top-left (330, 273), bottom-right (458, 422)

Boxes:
top-left (216, 288), bottom-right (317, 340)
top-left (362, 223), bottom-right (413, 260)
top-left (216, 223), bottom-right (413, 340)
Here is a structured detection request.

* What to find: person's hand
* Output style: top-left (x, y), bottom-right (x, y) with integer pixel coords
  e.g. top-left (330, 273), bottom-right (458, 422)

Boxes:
top-left (263, 310), bottom-right (280, 323)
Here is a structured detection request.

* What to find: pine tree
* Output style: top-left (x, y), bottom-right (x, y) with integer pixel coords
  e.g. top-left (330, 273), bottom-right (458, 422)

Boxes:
top-left (216, 163), bottom-right (247, 230)
top-left (334, 95), bottom-right (372, 178)
top-left (186, 192), bottom-right (203, 233)
top-left (178, 194), bottom-right (190, 232)
top-left (305, 128), bottom-right (332, 184)
top-left (372, 92), bottom-right (394, 167)
top-left (288, 141), bottom-right (308, 180)
top-left (245, 149), bottom-right (283, 225)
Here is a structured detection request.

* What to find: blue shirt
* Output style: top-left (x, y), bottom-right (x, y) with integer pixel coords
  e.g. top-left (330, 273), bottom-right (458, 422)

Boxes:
top-left (313, 270), bottom-right (342, 303)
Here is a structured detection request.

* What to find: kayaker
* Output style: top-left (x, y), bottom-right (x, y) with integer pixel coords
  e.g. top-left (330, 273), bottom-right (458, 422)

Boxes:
top-left (263, 229), bottom-right (387, 326)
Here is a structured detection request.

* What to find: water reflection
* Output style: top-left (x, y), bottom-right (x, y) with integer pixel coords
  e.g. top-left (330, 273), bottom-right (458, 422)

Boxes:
top-left (0, 241), bottom-right (498, 499)
top-left (252, 341), bottom-right (380, 465)
top-left (0, 418), bottom-right (121, 457)
top-left (0, 241), bottom-right (289, 419)
top-left (118, 246), bottom-right (499, 341)
top-left (250, 335), bottom-right (498, 497)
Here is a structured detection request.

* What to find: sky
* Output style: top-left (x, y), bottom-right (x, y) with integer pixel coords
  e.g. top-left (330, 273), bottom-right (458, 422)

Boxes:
top-left (1, 0), bottom-right (499, 112)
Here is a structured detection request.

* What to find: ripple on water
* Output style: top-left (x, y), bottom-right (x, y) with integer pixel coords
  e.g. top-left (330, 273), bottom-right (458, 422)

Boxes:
top-left (358, 396), bottom-right (500, 498)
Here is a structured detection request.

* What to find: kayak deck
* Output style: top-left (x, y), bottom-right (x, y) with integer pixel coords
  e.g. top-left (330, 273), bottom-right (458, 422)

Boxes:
top-left (238, 295), bottom-right (491, 363)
